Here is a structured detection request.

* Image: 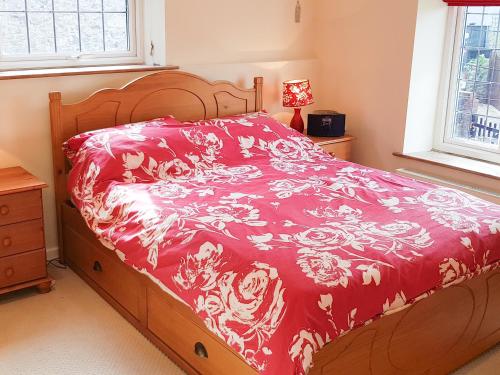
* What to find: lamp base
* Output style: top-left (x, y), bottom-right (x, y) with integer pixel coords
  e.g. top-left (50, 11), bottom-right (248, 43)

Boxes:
top-left (290, 108), bottom-right (304, 133)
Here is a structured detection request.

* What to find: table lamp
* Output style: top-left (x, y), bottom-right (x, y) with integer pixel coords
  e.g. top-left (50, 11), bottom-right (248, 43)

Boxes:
top-left (282, 79), bottom-right (314, 133)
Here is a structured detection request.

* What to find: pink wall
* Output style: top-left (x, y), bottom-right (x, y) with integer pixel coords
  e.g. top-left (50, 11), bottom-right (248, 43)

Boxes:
top-left (314, 0), bottom-right (499, 194)
top-left (315, 0), bottom-right (419, 171)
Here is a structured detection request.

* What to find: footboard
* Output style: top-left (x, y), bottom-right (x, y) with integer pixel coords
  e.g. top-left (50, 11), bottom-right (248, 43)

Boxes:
top-left (310, 268), bottom-right (500, 375)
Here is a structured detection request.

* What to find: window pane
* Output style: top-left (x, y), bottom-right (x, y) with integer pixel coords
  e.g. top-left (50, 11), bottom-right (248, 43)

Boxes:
top-left (27, 0), bottom-right (52, 11)
top-left (0, 12), bottom-right (28, 54)
top-left (472, 114), bottom-right (500, 146)
top-left (457, 91), bottom-right (474, 112)
top-left (0, 0), bottom-right (25, 11)
top-left (473, 81), bottom-right (490, 100)
top-left (79, 0), bottom-right (102, 12)
top-left (55, 13), bottom-right (80, 53)
top-left (468, 6), bottom-right (484, 14)
top-left (482, 14), bottom-right (499, 31)
top-left (104, 12), bottom-right (127, 51)
top-left (80, 13), bottom-right (104, 52)
top-left (484, 6), bottom-right (500, 14)
top-left (28, 12), bottom-right (55, 53)
top-left (448, 7), bottom-right (500, 149)
top-left (453, 112), bottom-right (474, 140)
top-left (0, 0), bottom-right (130, 59)
top-left (476, 67), bottom-right (494, 83)
top-left (103, 0), bottom-right (126, 12)
top-left (460, 52), bottom-right (478, 80)
top-left (488, 98), bottom-right (500, 110)
top-left (53, 0), bottom-right (77, 11)
top-left (464, 31), bottom-right (488, 48)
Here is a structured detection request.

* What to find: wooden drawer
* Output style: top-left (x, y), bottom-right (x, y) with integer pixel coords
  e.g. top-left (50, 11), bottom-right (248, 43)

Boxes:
top-left (148, 287), bottom-right (255, 375)
top-left (0, 249), bottom-right (46, 288)
top-left (321, 142), bottom-right (352, 161)
top-left (0, 190), bottom-right (42, 226)
top-left (0, 219), bottom-right (45, 258)
top-left (63, 224), bottom-right (143, 320)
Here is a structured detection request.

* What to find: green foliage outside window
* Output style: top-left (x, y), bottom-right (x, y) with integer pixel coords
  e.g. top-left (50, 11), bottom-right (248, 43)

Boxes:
top-left (462, 54), bottom-right (490, 99)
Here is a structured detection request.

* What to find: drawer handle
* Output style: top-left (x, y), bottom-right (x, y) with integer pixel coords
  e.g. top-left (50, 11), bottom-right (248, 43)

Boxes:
top-left (93, 261), bottom-right (103, 273)
top-left (0, 205), bottom-right (9, 216)
top-left (4, 267), bottom-right (14, 279)
top-left (194, 342), bottom-right (208, 359)
top-left (2, 237), bottom-right (12, 248)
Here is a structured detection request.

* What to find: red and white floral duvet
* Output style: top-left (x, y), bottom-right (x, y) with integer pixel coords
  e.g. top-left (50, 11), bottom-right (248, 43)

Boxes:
top-left (66, 113), bottom-right (500, 375)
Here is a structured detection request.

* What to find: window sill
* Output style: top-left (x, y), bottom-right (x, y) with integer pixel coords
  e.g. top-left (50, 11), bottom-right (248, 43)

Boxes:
top-left (393, 150), bottom-right (500, 181)
top-left (0, 64), bottom-right (179, 80)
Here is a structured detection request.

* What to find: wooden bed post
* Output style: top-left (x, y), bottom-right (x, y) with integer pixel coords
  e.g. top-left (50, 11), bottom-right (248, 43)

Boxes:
top-left (254, 77), bottom-right (263, 112)
top-left (49, 91), bottom-right (66, 263)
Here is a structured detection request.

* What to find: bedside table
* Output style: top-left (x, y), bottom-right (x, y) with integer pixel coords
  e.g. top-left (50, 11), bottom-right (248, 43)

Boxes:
top-left (307, 135), bottom-right (355, 161)
top-left (0, 167), bottom-right (52, 295)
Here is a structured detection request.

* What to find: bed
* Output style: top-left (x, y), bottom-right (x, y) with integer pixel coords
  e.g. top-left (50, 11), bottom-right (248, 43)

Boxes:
top-left (49, 70), bottom-right (500, 375)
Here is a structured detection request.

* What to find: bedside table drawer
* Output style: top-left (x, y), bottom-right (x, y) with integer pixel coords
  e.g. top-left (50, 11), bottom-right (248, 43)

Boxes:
top-left (321, 142), bottom-right (352, 161)
top-left (0, 190), bottom-right (43, 226)
top-left (0, 219), bottom-right (45, 258)
top-left (0, 249), bottom-right (46, 288)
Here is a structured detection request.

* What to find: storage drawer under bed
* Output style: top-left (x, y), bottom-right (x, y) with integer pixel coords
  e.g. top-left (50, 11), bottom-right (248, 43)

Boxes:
top-left (62, 213), bottom-right (143, 320)
top-left (147, 287), bottom-right (256, 375)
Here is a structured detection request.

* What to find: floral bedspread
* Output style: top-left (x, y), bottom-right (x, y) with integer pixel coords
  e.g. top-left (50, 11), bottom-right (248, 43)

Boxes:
top-left (66, 113), bottom-right (500, 375)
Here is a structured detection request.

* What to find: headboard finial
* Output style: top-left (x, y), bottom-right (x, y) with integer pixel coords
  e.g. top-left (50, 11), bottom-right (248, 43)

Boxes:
top-left (49, 92), bottom-right (62, 104)
top-left (254, 77), bottom-right (264, 112)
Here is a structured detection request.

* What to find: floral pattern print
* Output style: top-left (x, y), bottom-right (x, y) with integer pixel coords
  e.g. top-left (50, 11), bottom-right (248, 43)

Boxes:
top-left (289, 330), bottom-right (326, 374)
top-left (297, 249), bottom-right (353, 287)
top-left (65, 112), bottom-right (500, 375)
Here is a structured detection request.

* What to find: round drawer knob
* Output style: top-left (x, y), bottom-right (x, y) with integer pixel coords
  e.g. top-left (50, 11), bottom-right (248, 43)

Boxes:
top-left (5, 267), bottom-right (14, 278)
top-left (2, 237), bottom-right (12, 248)
top-left (0, 205), bottom-right (9, 216)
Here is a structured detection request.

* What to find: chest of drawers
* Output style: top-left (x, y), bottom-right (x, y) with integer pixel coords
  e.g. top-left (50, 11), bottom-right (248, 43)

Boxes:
top-left (0, 167), bottom-right (52, 295)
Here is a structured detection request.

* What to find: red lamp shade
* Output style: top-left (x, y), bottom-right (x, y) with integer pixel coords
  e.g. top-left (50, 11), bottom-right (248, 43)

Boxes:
top-left (282, 79), bottom-right (314, 108)
top-left (282, 79), bottom-right (314, 133)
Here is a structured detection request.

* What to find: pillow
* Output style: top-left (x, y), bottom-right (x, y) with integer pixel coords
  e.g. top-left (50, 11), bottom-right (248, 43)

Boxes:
top-left (184, 111), bottom-right (276, 127)
top-left (62, 116), bottom-right (184, 161)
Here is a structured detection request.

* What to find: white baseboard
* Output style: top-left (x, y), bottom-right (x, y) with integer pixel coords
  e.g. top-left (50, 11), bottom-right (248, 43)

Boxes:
top-left (46, 246), bottom-right (59, 261)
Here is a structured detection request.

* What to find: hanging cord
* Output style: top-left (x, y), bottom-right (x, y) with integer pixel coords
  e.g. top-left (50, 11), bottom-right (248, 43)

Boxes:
top-left (295, 0), bottom-right (302, 23)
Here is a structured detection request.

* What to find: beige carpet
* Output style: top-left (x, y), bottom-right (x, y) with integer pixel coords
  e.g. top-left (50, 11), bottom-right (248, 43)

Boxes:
top-left (0, 265), bottom-right (184, 375)
top-left (0, 264), bottom-right (498, 375)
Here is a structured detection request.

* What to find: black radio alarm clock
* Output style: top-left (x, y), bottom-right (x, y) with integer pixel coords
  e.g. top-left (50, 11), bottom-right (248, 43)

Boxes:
top-left (307, 110), bottom-right (346, 137)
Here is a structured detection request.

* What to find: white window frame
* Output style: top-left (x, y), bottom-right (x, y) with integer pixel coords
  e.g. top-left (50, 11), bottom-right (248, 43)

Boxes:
top-left (435, 6), bottom-right (500, 164)
top-left (0, 0), bottom-right (145, 71)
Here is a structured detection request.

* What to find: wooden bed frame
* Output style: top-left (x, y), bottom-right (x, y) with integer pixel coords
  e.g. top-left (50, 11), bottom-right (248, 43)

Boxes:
top-left (49, 70), bottom-right (499, 375)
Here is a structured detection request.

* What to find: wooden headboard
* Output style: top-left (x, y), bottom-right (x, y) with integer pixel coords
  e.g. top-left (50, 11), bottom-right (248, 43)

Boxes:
top-left (49, 70), bottom-right (263, 258)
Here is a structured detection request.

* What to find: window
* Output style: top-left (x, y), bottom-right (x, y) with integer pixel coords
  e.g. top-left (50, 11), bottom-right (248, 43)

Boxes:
top-left (0, 0), bottom-right (144, 69)
top-left (438, 6), bottom-right (500, 163)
